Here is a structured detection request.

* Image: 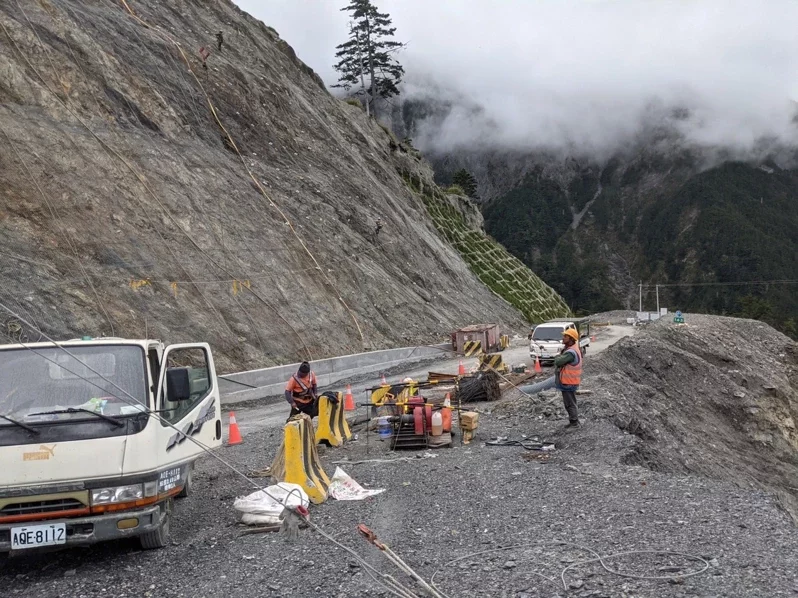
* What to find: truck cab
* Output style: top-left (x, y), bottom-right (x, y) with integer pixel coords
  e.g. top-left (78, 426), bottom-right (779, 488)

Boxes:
top-left (0, 338), bottom-right (222, 553)
top-left (528, 319), bottom-right (591, 366)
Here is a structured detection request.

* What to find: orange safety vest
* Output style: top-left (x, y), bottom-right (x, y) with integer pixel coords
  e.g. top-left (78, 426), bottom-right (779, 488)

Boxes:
top-left (558, 345), bottom-right (582, 388)
top-left (286, 372), bottom-right (317, 404)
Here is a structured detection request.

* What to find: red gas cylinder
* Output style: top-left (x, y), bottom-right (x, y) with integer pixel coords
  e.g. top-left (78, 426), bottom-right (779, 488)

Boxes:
top-left (408, 396), bottom-right (425, 435)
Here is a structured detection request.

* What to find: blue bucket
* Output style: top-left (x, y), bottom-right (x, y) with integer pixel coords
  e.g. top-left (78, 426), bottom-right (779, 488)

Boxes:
top-left (378, 416), bottom-right (391, 439)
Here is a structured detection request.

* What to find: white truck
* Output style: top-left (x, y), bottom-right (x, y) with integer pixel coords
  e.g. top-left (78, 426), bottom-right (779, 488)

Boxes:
top-left (0, 338), bottom-right (222, 554)
top-left (528, 318), bottom-right (591, 366)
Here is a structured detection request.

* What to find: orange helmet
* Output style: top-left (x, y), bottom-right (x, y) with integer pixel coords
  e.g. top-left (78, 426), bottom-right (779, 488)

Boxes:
top-left (562, 328), bottom-right (580, 342)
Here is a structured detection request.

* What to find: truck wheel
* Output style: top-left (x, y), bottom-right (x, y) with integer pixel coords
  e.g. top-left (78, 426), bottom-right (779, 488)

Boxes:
top-left (140, 499), bottom-right (172, 550)
top-left (177, 465), bottom-right (194, 499)
top-left (582, 345), bottom-right (588, 355)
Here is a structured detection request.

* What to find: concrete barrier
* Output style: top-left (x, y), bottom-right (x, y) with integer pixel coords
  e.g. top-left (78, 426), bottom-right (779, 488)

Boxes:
top-left (219, 343), bottom-right (451, 404)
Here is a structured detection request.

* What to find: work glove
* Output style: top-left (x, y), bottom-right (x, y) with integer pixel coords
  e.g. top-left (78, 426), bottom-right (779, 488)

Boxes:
top-left (279, 505), bottom-right (309, 542)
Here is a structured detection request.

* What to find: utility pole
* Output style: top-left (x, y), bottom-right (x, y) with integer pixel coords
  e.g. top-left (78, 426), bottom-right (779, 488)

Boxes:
top-left (656, 285), bottom-right (660, 315)
top-left (638, 282), bottom-right (642, 313)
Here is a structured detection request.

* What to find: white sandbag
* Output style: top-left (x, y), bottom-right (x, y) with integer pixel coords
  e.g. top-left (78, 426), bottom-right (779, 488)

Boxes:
top-left (240, 513), bottom-right (281, 526)
top-left (328, 467), bottom-right (385, 501)
top-left (233, 482), bottom-right (309, 524)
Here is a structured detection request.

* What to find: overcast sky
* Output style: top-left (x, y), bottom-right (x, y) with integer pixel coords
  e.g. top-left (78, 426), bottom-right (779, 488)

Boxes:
top-left (236, 1), bottom-right (798, 157)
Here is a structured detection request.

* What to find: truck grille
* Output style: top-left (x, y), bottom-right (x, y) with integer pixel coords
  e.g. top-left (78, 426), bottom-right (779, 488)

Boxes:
top-left (1, 498), bottom-right (85, 517)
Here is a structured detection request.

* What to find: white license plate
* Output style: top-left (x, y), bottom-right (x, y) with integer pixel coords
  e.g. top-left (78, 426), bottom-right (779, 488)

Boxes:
top-left (11, 523), bottom-right (66, 549)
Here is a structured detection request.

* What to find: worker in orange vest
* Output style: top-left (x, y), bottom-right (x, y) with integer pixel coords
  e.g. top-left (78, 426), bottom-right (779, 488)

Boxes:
top-left (554, 328), bottom-right (582, 428)
top-left (284, 361), bottom-right (318, 420)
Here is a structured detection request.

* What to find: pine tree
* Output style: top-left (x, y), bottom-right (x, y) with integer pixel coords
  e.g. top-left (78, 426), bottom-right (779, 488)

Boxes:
top-left (333, 0), bottom-right (404, 118)
top-left (452, 169), bottom-right (479, 198)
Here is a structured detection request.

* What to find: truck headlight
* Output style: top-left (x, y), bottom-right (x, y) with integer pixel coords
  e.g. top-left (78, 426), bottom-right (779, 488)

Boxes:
top-left (91, 484), bottom-right (144, 505)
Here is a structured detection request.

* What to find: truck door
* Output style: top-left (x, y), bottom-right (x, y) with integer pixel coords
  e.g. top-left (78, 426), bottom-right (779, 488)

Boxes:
top-left (155, 343), bottom-right (222, 472)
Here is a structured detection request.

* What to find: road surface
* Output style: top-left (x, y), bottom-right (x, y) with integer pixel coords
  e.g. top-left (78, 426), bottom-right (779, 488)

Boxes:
top-left (231, 324), bottom-right (635, 436)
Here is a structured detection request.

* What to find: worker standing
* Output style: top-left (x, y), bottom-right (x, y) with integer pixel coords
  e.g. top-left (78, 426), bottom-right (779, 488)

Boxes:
top-left (284, 361), bottom-right (318, 420)
top-left (554, 328), bottom-right (582, 428)
top-left (216, 31), bottom-right (224, 52)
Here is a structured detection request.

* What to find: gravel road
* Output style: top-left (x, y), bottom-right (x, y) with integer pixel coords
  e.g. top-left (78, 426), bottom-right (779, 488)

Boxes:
top-left (4, 414), bottom-right (796, 597)
top-left (231, 325), bottom-right (634, 436)
top-left (3, 321), bottom-right (797, 597)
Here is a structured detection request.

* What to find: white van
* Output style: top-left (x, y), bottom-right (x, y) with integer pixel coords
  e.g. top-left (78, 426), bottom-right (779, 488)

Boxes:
top-left (0, 338), bottom-right (222, 553)
top-left (528, 319), bottom-right (590, 366)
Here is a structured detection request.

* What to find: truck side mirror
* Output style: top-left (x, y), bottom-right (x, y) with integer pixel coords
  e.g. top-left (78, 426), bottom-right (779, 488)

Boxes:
top-left (166, 367), bottom-right (191, 402)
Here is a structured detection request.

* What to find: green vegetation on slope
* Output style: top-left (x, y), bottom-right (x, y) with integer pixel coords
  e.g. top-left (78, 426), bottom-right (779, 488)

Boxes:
top-left (483, 159), bottom-right (798, 337)
top-left (638, 162), bottom-right (798, 337)
top-left (483, 171), bottom-right (620, 315)
top-left (400, 170), bottom-right (571, 323)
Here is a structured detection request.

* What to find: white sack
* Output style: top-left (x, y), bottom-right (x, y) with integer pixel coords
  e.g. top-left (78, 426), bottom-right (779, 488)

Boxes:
top-left (328, 467), bottom-right (385, 501)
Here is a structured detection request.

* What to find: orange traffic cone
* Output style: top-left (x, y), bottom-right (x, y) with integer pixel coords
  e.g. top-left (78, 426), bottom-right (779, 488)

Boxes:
top-left (227, 411), bottom-right (242, 446)
top-left (344, 384), bottom-right (355, 411)
top-left (380, 373), bottom-right (388, 386)
top-left (534, 356), bottom-right (542, 373)
top-left (442, 392), bottom-right (452, 433)
top-left (458, 360), bottom-right (466, 376)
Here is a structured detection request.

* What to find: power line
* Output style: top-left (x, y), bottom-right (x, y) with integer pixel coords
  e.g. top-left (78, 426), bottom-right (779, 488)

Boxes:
top-left (642, 279), bottom-right (798, 289)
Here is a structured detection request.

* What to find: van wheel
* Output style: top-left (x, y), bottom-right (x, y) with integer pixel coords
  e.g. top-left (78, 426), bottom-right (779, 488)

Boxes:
top-left (140, 499), bottom-right (172, 550)
top-left (177, 465), bottom-right (194, 499)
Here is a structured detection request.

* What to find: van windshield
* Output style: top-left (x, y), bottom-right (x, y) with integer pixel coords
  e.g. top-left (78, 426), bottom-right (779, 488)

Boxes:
top-left (532, 326), bottom-right (566, 341)
top-left (0, 345), bottom-right (147, 425)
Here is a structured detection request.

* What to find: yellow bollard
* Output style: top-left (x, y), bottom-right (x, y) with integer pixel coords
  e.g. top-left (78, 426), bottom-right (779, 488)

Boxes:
top-left (271, 415), bottom-right (330, 504)
top-left (317, 393), bottom-right (344, 447)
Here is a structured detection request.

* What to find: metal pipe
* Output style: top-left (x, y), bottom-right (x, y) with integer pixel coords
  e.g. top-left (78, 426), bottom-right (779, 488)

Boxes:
top-left (518, 376), bottom-right (556, 394)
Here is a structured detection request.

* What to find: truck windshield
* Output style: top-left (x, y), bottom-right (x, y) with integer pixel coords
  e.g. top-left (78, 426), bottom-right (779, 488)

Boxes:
top-left (532, 326), bottom-right (566, 341)
top-left (0, 345), bottom-right (147, 425)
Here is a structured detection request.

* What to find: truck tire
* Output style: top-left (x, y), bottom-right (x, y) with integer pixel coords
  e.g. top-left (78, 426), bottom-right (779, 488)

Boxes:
top-left (177, 465), bottom-right (193, 499)
top-left (582, 345), bottom-right (587, 355)
top-left (140, 499), bottom-right (172, 550)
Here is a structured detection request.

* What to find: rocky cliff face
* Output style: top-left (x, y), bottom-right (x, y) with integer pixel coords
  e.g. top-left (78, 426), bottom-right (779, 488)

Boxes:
top-left (0, 0), bottom-right (567, 371)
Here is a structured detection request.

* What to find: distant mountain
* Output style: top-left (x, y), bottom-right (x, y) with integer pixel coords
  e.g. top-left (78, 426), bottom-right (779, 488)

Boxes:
top-left (387, 98), bottom-right (798, 337)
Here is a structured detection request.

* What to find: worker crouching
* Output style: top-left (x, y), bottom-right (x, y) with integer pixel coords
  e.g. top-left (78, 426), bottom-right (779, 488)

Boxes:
top-left (285, 361), bottom-right (318, 421)
top-left (554, 328), bottom-right (582, 428)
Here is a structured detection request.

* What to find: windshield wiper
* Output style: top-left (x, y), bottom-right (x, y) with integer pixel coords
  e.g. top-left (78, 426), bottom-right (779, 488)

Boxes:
top-left (28, 408), bottom-right (125, 428)
top-left (0, 413), bottom-right (41, 434)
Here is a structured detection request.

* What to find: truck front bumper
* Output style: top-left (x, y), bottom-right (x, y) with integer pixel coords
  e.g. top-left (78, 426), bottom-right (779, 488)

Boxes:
top-left (0, 504), bottom-right (162, 553)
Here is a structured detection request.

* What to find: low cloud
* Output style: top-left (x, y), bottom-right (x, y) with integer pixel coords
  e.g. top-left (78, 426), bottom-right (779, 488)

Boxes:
top-left (239, 0), bottom-right (798, 158)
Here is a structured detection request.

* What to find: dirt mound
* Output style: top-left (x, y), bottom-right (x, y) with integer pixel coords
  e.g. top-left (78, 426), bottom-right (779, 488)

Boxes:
top-left (584, 314), bottom-right (798, 520)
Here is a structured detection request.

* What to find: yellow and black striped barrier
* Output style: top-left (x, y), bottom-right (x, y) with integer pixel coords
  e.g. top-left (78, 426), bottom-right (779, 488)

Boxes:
top-left (370, 382), bottom-right (418, 406)
top-left (479, 352), bottom-right (508, 373)
top-left (316, 392), bottom-right (352, 447)
top-left (463, 340), bottom-right (482, 356)
top-left (270, 415), bottom-right (330, 504)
